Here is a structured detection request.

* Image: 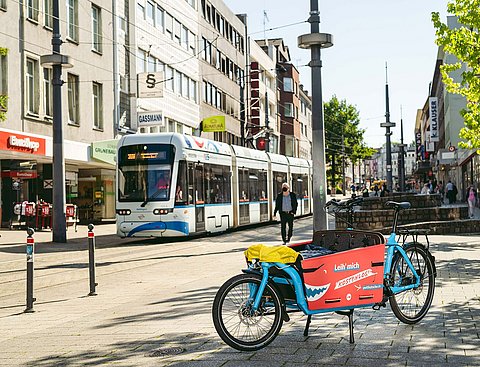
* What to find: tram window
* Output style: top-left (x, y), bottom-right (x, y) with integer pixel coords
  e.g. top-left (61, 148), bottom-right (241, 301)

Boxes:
top-left (274, 171), bottom-right (287, 195)
top-left (118, 144), bottom-right (174, 202)
top-left (195, 164), bottom-right (205, 204)
top-left (293, 175), bottom-right (303, 198)
top-left (175, 160), bottom-right (188, 205)
top-left (187, 163), bottom-right (194, 205)
top-left (259, 171), bottom-right (268, 200)
top-left (223, 166), bottom-right (231, 203)
top-left (302, 174), bottom-right (309, 198)
top-left (239, 168), bottom-right (249, 201)
top-left (249, 170), bottom-right (259, 202)
top-left (208, 164), bottom-right (227, 204)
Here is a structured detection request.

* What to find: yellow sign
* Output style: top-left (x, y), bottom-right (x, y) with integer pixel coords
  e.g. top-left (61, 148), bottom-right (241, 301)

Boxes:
top-left (202, 116), bottom-right (226, 132)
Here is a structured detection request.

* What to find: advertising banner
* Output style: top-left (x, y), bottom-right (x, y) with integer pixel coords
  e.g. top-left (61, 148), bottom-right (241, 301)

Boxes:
top-left (202, 116), bottom-right (226, 132)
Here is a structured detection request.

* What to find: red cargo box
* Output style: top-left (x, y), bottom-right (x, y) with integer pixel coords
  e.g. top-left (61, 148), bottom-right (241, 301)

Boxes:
top-left (301, 244), bottom-right (385, 310)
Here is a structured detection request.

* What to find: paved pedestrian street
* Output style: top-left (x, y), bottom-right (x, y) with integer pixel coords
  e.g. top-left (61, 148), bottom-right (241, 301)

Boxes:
top-left (0, 220), bottom-right (479, 366)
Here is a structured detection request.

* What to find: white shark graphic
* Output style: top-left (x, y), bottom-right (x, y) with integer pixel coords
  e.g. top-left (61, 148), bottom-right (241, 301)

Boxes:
top-left (304, 283), bottom-right (331, 302)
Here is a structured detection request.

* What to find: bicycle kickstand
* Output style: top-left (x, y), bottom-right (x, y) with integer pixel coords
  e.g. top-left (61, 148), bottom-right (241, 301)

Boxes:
top-left (303, 315), bottom-right (312, 337)
top-left (336, 309), bottom-right (355, 344)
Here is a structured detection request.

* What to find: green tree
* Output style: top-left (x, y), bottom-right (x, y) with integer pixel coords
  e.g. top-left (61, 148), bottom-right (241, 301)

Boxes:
top-left (432, 1), bottom-right (480, 149)
top-left (324, 96), bottom-right (371, 192)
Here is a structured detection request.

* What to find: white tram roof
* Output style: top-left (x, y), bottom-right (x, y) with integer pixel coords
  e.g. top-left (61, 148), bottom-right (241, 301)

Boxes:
top-left (267, 152), bottom-right (289, 165)
top-left (118, 133), bottom-right (232, 156)
top-left (231, 145), bottom-right (269, 162)
top-left (287, 156), bottom-right (310, 168)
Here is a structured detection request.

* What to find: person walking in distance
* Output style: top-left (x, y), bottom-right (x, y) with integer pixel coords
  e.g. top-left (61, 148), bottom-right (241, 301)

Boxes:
top-left (466, 185), bottom-right (477, 218)
top-left (446, 180), bottom-right (454, 204)
top-left (274, 183), bottom-right (298, 244)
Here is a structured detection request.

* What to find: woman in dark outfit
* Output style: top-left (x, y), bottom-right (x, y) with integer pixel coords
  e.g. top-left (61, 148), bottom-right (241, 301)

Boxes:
top-left (274, 182), bottom-right (298, 244)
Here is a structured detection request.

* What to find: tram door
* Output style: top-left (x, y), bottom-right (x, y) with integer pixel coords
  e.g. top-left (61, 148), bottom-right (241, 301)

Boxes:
top-left (194, 163), bottom-right (205, 232)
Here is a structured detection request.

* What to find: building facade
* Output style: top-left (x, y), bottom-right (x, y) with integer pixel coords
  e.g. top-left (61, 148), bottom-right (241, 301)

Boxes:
top-left (0, 0), bottom-right (117, 227)
top-left (134, 0), bottom-right (200, 135)
top-left (198, 0), bottom-right (246, 144)
top-left (298, 85), bottom-right (312, 160)
top-left (247, 39), bottom-right (278, 153)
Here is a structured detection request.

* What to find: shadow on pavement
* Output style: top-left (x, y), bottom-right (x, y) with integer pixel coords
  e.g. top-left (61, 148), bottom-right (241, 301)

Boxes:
top-left (24, 296), bottom-right (480, 366)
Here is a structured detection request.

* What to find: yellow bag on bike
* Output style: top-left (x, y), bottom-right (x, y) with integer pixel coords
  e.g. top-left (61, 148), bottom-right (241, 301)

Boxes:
top-left (244, 244), bottom-right (299, 264)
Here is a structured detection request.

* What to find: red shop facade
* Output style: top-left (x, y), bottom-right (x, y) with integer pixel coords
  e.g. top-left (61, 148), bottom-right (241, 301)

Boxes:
top-left (0, 129), bottom-right (51, 227)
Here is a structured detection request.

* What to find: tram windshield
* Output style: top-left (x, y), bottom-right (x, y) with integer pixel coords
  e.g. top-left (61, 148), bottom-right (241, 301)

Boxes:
top-left (118, 144), bottom-right (175, 204)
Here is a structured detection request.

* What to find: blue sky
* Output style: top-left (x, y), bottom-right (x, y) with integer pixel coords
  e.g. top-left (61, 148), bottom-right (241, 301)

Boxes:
top-left (225, 0), bottom-right (449, 148)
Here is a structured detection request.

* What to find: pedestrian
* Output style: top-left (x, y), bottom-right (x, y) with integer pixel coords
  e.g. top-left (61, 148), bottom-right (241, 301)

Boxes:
top-left (274, 182), bottom-right (298, 245)
top-left (380, 184), bottom-right (389, 197)
top-left (421, 183), bottom-right (430, 195)
top-left (446, 180), bottom-right (453, 204)
top-left (452, 183), bottom-right (458, 204)
top-left (437, 181), bottom-right (444, 202)
top-left (373, 184), bottom-right (379, 196)
top-left (466, 185), bottom-right (477, 218)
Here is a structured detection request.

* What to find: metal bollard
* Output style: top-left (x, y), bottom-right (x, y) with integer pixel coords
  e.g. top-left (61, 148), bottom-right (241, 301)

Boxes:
top-left (88, 224), bottom-right (97, 296)
top-left (24, 228), bottom-right (36, 313)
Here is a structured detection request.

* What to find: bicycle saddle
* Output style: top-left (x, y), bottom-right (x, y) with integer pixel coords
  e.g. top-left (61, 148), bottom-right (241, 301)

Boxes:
top-left (385, 201), bottom-right (411, 210)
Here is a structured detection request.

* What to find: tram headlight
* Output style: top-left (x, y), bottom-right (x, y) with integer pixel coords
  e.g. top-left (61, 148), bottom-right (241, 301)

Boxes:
top-left (116, 209), bottom-right (131, 215)
top-left (153, 208), bottom-right (170, 215)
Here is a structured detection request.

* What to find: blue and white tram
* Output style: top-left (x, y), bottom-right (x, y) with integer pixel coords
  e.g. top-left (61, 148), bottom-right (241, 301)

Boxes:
top-left (116, 133), bottom-right (312, 238)
top-left (117, 133), bottom-right (232, 237)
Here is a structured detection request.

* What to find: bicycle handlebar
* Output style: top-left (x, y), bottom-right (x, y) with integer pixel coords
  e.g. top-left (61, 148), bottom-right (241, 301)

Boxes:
top-left (325, 197), bottom-right (363, 210)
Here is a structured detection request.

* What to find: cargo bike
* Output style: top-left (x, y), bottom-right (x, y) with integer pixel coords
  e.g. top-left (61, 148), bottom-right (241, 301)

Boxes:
top-left (212, 199), bottom-right (436, 351)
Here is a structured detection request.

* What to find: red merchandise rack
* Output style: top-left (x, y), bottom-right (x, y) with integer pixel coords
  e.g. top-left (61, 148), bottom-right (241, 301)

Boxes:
top-left (66, 204), bottom-right (78, 232)
top-left (36, 203), bottom-right (52, 231)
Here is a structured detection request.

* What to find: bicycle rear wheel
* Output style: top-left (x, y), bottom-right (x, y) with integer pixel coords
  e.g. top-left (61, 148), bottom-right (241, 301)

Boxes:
top-left (212, 273), bottom-right (283, 351)
top-left (389, 245), bottom-right (435, 324)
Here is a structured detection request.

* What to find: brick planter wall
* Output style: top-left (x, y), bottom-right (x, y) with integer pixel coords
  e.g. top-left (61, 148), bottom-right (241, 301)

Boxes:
top-left (335, 193), bottom-right (473, 233)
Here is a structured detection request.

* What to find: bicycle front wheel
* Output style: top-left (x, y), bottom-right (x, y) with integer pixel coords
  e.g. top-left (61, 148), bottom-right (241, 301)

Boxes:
top-left (212, 273), bottom-right (283, 351)
top-left (389, 245), bottom-right (435, 324)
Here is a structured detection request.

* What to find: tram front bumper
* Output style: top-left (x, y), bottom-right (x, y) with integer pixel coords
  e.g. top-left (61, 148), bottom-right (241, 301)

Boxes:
top-left (117, 220), bottom-right (189, 237)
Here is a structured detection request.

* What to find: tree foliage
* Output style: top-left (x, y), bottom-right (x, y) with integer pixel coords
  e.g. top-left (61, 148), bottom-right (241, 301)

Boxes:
top-left (432, 1), bottom-right (480, 149)
top-left (324, 96), bottom-right (374, 190)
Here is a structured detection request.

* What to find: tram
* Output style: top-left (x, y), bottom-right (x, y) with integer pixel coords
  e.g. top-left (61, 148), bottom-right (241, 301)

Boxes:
top-left (116, 133), bottom-right (312, 238)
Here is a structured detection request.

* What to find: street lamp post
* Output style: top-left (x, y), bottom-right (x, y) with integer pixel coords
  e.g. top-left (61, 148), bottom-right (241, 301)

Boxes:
top-left (398, 108), bottom-right (406, 192)
top-left (40, 0), bottom-right (73, 243)
top-left (380, 64), bottom-right (395, 192)
top-left (298, 0), bottom-right (333, 231)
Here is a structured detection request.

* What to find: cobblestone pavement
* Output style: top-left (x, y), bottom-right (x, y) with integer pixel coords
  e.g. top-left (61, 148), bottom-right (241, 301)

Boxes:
top-left (0, 218), bottom-right (479, 366)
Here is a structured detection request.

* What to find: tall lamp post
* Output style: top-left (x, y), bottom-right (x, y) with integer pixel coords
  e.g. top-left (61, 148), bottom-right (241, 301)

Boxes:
top-left (40, 0), bottom-right (73, 243)
top-left (298, 0), bottom-right (333, 231)
top-left (398, 107), bottom-right (406, 192)
top-left (380, 64), bottom-right (395, 192)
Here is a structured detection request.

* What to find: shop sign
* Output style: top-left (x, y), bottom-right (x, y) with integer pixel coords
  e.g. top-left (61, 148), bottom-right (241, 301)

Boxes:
top-left (429, 97), bottom-right (439, 142)
top-left (415, 130), bottom-right (422, 161)
top-left (91, 140), bottom-right (117, 166)
top-left (137, 111), bottom-right (164, 126)
top-left (1, 170), bottom-right (38, 178)
top-left (138, 71), bottom-right (164, 98)
top-left (202, 116), bottom-right (226, 132)
top-left (0, 131), bottom-right (46, 155)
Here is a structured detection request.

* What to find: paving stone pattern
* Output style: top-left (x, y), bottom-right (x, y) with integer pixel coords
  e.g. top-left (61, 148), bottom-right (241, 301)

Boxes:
top-left (0, 219), bottom-right (479, 366)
